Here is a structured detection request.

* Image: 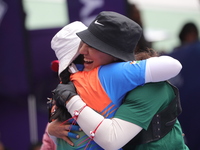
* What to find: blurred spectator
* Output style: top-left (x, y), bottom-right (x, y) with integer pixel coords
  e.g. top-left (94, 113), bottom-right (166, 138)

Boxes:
top-left (172, 22), bottom-right (199, 52)
top-left (126, 1), bottom-right (151, 49)
top-left (179, 22), bottom-right (198, 44)
top-left (168, 22), bottom-right (200, 149)
top-left (126, 1), bottom-right (170, 53)
top-left (126, 2), bottom-right (143, 28)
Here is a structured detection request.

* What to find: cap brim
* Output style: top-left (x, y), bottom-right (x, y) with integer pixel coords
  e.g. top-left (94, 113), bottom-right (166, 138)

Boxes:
top-left (77, 29), bottom-right (134, 61)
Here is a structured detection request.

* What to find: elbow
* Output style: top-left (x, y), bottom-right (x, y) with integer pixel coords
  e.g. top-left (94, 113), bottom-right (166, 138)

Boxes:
top-left (172, 59), bottom-right (182, 77)
top-left (94, 135), bottom-right (122, 150)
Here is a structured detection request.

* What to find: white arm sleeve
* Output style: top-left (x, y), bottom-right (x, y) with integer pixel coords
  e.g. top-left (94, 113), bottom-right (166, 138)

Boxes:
top-left (145, 56), bottom-right (182, 83)
top-left (67, 96), bottom-right (142, 150)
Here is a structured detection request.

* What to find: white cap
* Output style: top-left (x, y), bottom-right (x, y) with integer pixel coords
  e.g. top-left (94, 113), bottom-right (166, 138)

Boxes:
top-left (51, 21), bottom-right (87, 75)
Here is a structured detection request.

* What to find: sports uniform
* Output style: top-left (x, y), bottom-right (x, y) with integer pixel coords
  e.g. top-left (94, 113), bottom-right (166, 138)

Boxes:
top-left (116, 82), bottom-right (189, 150)
top-left (56, 56), bottom-right (182, 150)
top-left (49, 12), bottom-right (183, 150)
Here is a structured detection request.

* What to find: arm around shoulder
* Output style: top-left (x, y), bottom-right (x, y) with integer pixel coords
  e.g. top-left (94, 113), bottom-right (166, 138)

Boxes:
top-left (145, 56), bottom-right (182, 83)
top-left (67, 96), bottom-right (142, 150)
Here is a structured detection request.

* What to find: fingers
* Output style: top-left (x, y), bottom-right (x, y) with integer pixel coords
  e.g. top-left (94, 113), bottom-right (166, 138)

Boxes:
top-left (69, 125), bottom-right (81, 131)
top-left (67, 118), bottom-right (75, 124)
top-left (68, 132), bottom-right (79, 139)
top-left (48, 120), bottom-right (81, 147)
top-left (67, 125), bottom-right (81, 139)
top-left (63, 126), bottom-right (80, 147)
top-left (62, 136), bottom-right (74, 147)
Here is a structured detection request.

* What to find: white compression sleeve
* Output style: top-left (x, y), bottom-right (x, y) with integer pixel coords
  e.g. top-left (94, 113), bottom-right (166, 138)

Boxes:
top-left (67, 96), bottom-right (142, 150)
top-left (145, 56), bottom-right (182, 83)
top-left (65, 56), bottom-right (182, 149)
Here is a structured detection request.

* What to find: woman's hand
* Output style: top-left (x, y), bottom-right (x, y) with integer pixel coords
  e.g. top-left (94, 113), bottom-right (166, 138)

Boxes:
top-left (47, 119), bottom-right (81, 146)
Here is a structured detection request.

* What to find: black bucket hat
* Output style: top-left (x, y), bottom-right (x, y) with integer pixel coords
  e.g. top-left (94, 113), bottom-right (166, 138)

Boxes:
top-left (76, 11), bottom-right (142, 61)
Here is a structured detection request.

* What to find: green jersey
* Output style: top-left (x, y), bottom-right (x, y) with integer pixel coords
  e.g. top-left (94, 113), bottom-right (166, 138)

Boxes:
top-left (115, 82), bottom-right (189, 150)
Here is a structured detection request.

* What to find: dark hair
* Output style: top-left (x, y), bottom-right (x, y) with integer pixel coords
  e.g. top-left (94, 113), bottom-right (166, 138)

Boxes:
top-left (126, 2), bottom-right (143, 27)
top-left (50, 105), bottom-right (71, 122)
top-left (50, 54), bottom-right (84, 122)
top-left (59, 69), bottom-right (70, 84)
top-left (135, 47), bottom-right (158, 60)
top-left (60, 54), bottom-right (84, 84)
top-left (50, 68), bottom-right (72, 121)
top-left (179, 22), bottom-right (199, 44)
top-left (134, 37), bottom-right (158, 60)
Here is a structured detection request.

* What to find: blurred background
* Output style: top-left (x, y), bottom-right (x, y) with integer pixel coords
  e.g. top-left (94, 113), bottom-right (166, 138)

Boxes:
top-left (0, 0), bottom-right (199, 149)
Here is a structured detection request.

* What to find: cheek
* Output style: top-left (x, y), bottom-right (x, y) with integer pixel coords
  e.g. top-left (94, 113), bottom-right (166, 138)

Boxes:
top-left (99, 55), bottom-right (114, 65)
top-left (90, 50), bottom-right (114, 65)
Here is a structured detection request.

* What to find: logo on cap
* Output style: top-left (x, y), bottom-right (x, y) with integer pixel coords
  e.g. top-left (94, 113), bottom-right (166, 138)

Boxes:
top-left (94, 20), bottom-right (104, 26)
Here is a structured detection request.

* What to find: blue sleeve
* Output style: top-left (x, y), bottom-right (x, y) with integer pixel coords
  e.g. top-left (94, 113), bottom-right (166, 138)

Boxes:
top-left (98, 60), bottom-right (146, 105)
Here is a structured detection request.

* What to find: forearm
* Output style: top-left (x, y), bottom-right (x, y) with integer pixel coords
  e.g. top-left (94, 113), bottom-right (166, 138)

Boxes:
top-left (67, 96), bottom-right (142, 150)
top-left (145, 56), bottom-right (182, 83)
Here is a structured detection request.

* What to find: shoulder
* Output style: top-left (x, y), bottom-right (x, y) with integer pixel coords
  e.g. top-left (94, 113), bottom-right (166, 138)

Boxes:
top-left (127, 82), bottom-right (171, 98)
top-left (125, 82), bottom-right (174, 111)
top-left (99, 61), bottom-right (147, 76)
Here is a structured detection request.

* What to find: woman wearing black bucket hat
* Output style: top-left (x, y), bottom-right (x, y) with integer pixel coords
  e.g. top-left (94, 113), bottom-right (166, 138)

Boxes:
top-left (76, 11), bottom-right (141, 62)
top-left (47, 12), bottom-right (185, 150)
